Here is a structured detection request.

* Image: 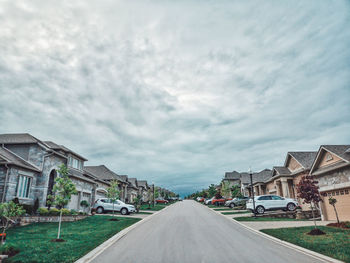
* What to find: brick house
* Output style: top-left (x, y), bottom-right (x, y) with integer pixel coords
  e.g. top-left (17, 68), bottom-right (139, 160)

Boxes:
top-left (126, 178), bottom-right (139, 203)
top-left (310, 145), bottom-right (350, 221)
top-left (137, 180), bottom-right (149, 202)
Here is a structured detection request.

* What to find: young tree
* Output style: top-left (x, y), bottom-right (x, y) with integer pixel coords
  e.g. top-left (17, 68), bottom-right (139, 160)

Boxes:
top-left (296, 175), bottom-right (322, 229)
top-left (208, 184), bottom-right (216, 198)
top-left (215, 191), bottom-right (222, 199)
top-left (231, 185), bottom-right (243, 198)
top-left (0, 201), bottom-right (25, 245)
top-left (51, 164), bottom-right (78, 240)
top-left (221, 182), bottom-right (231, 199)
top-left (106, 180), bottom-right (120, 216)
top-left (328, 196), bottom-right (340, 224)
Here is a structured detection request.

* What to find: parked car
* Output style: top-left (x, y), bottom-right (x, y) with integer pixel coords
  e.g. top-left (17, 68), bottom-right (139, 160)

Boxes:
top-left (225, 197), bottom-right (249, 208)
top-left (212, 198), bottom-right (226, 206)
top-left (246, 195), bottom-right (299, 214)
top-left (196, 197), bottom-right (202, 201)
top-left (205, 197), bottom-right (214, 205)
top-left (198, 197), bottom-right (205, 202)
top-left (93, 198), bottom-right (136, 215)
top-left (155, 198), bottom-right (169, 204)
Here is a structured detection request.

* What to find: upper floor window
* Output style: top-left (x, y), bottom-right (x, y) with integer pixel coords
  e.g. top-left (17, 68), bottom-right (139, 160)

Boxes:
top-left (16, 175), bottom-right (32, 198)
top-left (68, 156), bottom-right (83, 170)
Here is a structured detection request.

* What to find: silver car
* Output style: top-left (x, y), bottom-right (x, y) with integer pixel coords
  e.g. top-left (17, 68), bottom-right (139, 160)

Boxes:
top-left (93, 198), bottom-right (136, 215)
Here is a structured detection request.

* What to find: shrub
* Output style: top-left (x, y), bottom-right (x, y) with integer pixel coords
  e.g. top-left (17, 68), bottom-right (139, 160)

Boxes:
top-left (38, 208), bottom-right (49, 216)
top-left (21, 204), bottom-right (34, 215)
top-left (61, 209), bottom-right (70, 216)
top-left (48, 208), bottom-right (60, 216)
top-left (70, 209), bottom-right (78, 215)
top-left (33, 198), bottom-right (40, 214)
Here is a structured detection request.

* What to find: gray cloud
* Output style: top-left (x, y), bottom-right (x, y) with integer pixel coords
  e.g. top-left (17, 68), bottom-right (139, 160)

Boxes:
top-left (1, 0), bottom-right (350, 196)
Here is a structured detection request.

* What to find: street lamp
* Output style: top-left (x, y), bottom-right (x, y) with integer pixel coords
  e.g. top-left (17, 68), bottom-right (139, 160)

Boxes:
top-left (152, 182), bottom-right (155, 207)
top-left (249, 167), bottom-right (256, 218)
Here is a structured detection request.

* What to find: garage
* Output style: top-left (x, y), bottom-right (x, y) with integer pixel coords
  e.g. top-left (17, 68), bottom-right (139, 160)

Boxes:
top-left (321, 188), bottom-right (350, 221)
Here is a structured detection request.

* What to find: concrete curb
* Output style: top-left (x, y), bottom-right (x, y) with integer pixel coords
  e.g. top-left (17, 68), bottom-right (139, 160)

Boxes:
top-left (205, 205), bottom-right (343, 263)
top-left (75, 205), bottom-right (173, 263)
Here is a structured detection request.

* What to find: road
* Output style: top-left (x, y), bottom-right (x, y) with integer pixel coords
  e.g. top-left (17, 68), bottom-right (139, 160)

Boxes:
top-left (92, 200), bottom-right (324, 263)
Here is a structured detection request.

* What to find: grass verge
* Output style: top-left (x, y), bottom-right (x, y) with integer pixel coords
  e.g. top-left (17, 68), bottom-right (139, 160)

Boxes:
top-left (213, 208), bottom-right (231, 211)
top-left (234, 216), bottom-right (306, 221)
top-left (221, 211), bottom-right (249, 215)
top-left (140, 204), bottom-right (168, 211)
top-left (261, 226), bottom-right (350, 263)
top-left (1, 215), bottom-right (140, 263)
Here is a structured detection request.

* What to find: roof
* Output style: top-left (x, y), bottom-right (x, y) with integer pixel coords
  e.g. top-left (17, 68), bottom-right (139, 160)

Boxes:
top-left (240, 172), bottom-right (252, 184)
top-left (0, 133), bottom-right (40, 144)
top-left (253, 169), bottom-right (272, 183)
top-left (137, 180), bottom-right (148, 189)
top-left (84, 165), bottom-right (126, 183)
top-left (128, 178), bottom-right (138, 188)
top-left (322, 145), bottom-right (350, 162)
top-left (120, 175), bottom-right (128, 182)
top-left (224, 171), bottom-right (241, 180)
top-left (68, 167), bottom-right (96, 184)
top-left (0, 147), bottom-right (40, 172)
top-left (286, 152), bottom-right (317, 169)
top-left (44, 141), bottom-right (88, 161)
top-left (273, 166), bottom-right (291, 176)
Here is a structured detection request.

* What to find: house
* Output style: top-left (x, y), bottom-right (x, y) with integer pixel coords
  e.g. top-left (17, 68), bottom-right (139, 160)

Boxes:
top-left (126, 178), bottom-right (139, 203)
top-left (137, 180), bottom-right (149, 202)
top-left (0, 133), bottom-right (95, 212)
top-left (265, 151), bottom-right (317, 210)
top-left (249, 169), bottom-right (272, 196)
top-left (222, 171), bottom-right (241, 198)
top-left (84, 165), bottom-right (128, 202)
top-left (310, 145), bottom-right (350, 221)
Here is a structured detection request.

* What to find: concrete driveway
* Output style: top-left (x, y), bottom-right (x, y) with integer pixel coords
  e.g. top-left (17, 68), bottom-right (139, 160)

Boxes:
top-left (92, 200), bottom-right (326, 263)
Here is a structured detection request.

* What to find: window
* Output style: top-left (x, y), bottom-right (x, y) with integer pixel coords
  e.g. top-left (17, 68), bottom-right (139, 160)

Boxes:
top-left (345, 189), bottom-right (349, 195)
top-left (16, 175), bottom-right (32, 198)
top-left (325, 153), bottom-right (333, 162)
top-left (271, 196), bottom-right (283, 200)
top-left (258, 196), bottom-right (271, 200)
top-left (69, 156), bottom-right (83, 170)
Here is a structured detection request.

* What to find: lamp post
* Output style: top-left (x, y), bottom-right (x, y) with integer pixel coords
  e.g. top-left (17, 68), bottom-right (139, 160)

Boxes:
top-left (249, 167), bottom-right (256, 218)
top-left (152, 182), bottom-right (155, 207)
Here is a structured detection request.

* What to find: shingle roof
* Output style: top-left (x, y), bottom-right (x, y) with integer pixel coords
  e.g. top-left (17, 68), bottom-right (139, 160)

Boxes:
top-left (0, 133), bottom-right (40, 144)
top-left (137, 180), bottom-right (148, 189)
top-left (68, 167), bottom-right (96, 184)
top-left (273, 166), bottom-right (291, 175)
top-left (128, 178), bottom-right (138, 188)
top-left (240, 172), bottom-right (252, 184)
top-left (84, 165), bottom-right (126, 183)
top-left (224, 171), bottom-right (241, 180)
top-left (287, 152), bottom-right (317, 169)
top-left (322, 145), bottom-right (350, 162)
top-left (0, 147), bottom-right (40, 172)
top-left (44, 141), bottom-right (88, 161)
top-left (253, 169), bottom-right (272, 183)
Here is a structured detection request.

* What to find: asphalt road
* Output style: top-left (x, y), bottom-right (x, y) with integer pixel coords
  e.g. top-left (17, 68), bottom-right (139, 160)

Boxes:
top-left (92, 200), bottom-right (324, 263)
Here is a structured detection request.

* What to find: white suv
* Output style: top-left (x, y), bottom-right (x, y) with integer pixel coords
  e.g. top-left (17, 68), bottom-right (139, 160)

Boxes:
top-left (246, 195), bottom-right (298, 214)
top-left (93, 198), bottom-right (136, 215)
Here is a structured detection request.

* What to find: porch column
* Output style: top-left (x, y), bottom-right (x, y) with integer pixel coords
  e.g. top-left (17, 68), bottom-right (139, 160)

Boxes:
top-left (281, 178), bottom-right (290, 197)
top-left (275, 181), bottom-right (281, 196)
top-left (124, 185), bottom-right (127, 201)
top-left (258, 184), bottom-right (263, 195)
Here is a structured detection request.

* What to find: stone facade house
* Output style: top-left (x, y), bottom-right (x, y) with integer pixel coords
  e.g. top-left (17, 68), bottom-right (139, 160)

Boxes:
top-left (126, 178), bottom-right (139, 203)
top-left (222, 171), bottom-right (241, 198)
top-left (310, 145), bottom-right (350, 221)
top-left (250, 169), bottom-right (272, 196)
top-left (0, 133), bottom-right (95, 211)
top-left (137, 180), bottom-right (149, 202)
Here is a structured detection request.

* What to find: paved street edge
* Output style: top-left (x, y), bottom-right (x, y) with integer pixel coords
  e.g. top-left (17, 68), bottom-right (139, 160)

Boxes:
top-left (75, 205), bottom-right (173, 263)
top-left (203, 204), bottom-right (344, 263)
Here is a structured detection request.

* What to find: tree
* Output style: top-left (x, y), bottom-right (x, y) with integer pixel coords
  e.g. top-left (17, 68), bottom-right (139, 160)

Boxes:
top-left (0, 201), bottom-right (25, 245)
top-left (208, 184), bottom-right (216, 198)
top-left (51, 164), bottom-right (77, 240)
top-left (80, 200), bottom-right (89, 214)
top-left (215, 191), bottom-right (222, 199)
top-left (328, 196), bottom-right (340, 224)
top-left (154, 187), bottom-right (160, 199)
top-left (221, 181), bottom-right (231, 199)
top-left (231, 185), bottom-right (243, 198)
top-left (106, 180), bottom-right (120, 216)
top-left (296, 175), bottom-right (322, 230)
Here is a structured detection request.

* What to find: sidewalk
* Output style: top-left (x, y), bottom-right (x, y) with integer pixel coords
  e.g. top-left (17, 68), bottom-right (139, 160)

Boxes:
top-left (239, 220), bottom-right (334, 230)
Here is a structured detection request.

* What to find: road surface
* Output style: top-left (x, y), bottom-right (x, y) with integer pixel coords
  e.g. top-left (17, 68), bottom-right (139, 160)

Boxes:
top-left (92, 200), bottom-right (324, 263)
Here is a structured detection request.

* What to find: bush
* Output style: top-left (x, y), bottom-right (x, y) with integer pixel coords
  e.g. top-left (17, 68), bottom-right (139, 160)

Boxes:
top-left (38, 208), bottom-right (49, 216)
top-left (70, 209), bottom-right (78, 215)
top-left (61, 208), bottom-right (70, 215)
top-left (33, 198), bottom-right (40, 214)
top-left (21, 204), bottom-right (34, 215)
top-left (48, 208), bottom-right (60, 216)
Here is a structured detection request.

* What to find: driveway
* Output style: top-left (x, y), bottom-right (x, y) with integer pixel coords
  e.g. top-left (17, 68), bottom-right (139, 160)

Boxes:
top-left (92, 200), bottom-right (325, 263)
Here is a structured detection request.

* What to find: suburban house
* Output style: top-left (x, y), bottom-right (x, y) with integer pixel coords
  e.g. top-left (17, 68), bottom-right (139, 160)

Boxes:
top-left (222, 171), bottom-right (241, 198)
top-left (126, 178), bottom-right (139, 203)
top-left (249, 169), bottom-right (272, 196)
top-left (310, 145), bottom-right (350, 221)
top-left (0, 133), bottom-right (95, 211)
top-left (137, 180), bottom-right (149, 202)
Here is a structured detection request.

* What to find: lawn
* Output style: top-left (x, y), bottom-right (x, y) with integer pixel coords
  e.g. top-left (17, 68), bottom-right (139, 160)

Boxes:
top-left (261, 226), bottom-right (350, 263)
top-left (208, 205), bottom-right (225, 208)
top-left (136, 211), bottom-right (153, 214)
top-left (2, 215), bottom-right (140, 263)
top-left (140, 204), bottom-right (168, 211)
top-left (234, 216), bottom-right (306, 221)
top-left (213, 208), bottom-right (230, 211)
top-left (221, 211), bottom-right (250, 215)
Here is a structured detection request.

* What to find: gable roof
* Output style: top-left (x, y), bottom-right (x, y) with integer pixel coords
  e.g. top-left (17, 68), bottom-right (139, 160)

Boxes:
top-left (240, 172), bottom-right (252, 184)
top-left (84, 165), bottom-right (126, 183)
top-left (44, 141), bottom-right (88, 161)
top-left (0, 147), bottom-right (40, 172)
top-left (128, 178), bottom-right (138, 188)
top-left (0, 133), bottom-right (40, 144)
top-left (272, 166), bottom-right (291, 176)
top-left (285, 152), bottom-right (317, 170)
top-left (224, 171), bottom-right (241, 180)
top-left (253, 169), bottom-right (272, 183)
top-left (137, 180), bottom-right (148, 189)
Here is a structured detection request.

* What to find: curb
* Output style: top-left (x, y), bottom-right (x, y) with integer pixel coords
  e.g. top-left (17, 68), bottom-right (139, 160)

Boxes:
top-left (205, 205), bottom-right (343, 263)
top-left (75, 204), bottom-right (173, 263)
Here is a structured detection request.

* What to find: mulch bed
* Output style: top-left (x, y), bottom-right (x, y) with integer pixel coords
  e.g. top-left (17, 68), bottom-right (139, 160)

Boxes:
top-left (307, 228), bottom-right (326, 235)
top-left (50, 239), bottom-right (65, 242)
top-left (327, 222), bottom-right (350, 229)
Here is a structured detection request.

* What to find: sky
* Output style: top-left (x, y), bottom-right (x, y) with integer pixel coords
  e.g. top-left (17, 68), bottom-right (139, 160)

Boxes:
top-left (1, 0), bottom-right (350, 197)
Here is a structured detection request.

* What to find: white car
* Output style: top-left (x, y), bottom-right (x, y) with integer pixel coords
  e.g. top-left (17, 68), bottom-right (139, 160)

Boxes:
top-left (93, 198), bottom-right (136, 215)
top-left (205, 197), bottom-right (214, 205)
top-left (246, 195), bottom-right (298, 214)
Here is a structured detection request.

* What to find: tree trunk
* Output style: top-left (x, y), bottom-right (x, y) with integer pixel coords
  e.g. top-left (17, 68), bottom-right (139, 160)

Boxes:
top-left (57, 209), bottom-right (63, 239)
top-left (112, 203), bottom-right (114, 216)
top-left (311, 203), bottom-right (317, 229)
top-left (332, 204), bottom-right (340, 224)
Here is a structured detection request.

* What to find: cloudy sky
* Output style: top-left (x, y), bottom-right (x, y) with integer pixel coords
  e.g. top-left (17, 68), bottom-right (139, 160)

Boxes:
top-left (1, 0), bottom-right (350, 196)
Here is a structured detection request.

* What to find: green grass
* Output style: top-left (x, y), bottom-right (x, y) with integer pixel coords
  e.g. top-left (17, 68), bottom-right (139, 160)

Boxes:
top-left (136, 211), bottom-right (153, 214)
top-left (208, 205), bottom-right (225, 208)
top-left (213, 208), bottom-right (231, 211)
top-left (261, 226), bottom-right (350, 263)
top-left (234, 216), bottom-right (306, 221)
top-left (140, 204), bottom-right (168, 211)
top-left (2, 216), bottom-right (140, 263)
top-left (221, 211), bottom-right (250, 215)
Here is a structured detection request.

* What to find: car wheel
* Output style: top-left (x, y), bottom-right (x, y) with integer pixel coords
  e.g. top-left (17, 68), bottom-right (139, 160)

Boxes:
top-left (96, 207), bottom-right (104, 214)
top-left (120, 208), bottom-right (128, 215)
top-left (287, 203), bottom-right (296, 211)
top-left (256, 206), bottom-right (265, 214)
top-left (230, 203), bottom-right (235, 208)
